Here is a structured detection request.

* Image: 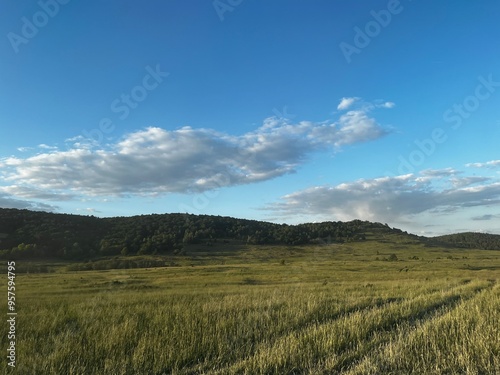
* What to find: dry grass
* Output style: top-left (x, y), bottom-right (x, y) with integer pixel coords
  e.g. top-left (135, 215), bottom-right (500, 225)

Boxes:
top-left (1, 240), bottom-right (499, 374)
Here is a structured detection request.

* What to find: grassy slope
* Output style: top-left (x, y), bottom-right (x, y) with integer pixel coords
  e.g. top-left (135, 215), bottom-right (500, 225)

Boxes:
top-left (1, 230), bottom-right (499, 374)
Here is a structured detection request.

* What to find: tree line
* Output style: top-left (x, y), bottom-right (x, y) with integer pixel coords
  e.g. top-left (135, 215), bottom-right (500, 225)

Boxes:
top-left (0, 208), bottom-right (381, 260)
top-left (2, 208), bottom-right (498, 260)
top-left (433, 232), bottom-right (500, 250)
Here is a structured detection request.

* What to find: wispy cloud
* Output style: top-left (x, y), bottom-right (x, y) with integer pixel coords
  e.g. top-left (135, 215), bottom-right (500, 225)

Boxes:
top-left (471, 214), bottom-right (500, 221)
top-left (0, 186), bottom-right (75, 201)
top-left (337, 97), bottom-right (359, 110)
top-left (380, 101), bottom-right (395, 109)
top-left (76, 207), bottom-right (101, 214)
top-left (38, 144), bottom-right (59, 150)
top-left (0, 193), bottom-right (58, 212)
top-left (17, 144), bottom-right (59, 153)
top-left (0, 102), bottom-right (391, 200)
top-left (17, 147), bottom-right (33, 152)
top-left (466, 160), bottom-right (500, 169)
top-left (451, 176), bottom-right (491, 188)
top-left (337, 97), bottom-right (395, 112)
top-left (420, 168), bottom-right (458, 177)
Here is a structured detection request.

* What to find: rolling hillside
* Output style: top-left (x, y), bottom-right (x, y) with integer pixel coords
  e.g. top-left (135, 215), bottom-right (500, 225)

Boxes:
top-left (0, 208), bottom-right (499, 261)
top-left (433, 232), bottom-right (500, 250)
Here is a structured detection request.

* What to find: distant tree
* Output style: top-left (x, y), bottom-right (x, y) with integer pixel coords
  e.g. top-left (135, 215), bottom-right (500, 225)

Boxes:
top-left (388, 253), bottom-right (398, 261)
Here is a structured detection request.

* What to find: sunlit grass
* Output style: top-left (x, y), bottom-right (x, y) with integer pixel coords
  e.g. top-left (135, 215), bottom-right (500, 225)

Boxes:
top-left (2, 238), bottom-right (499, 374)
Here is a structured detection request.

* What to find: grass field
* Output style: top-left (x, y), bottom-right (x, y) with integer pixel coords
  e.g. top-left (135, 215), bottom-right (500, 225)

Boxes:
top-left (2, 232), bottom-right (499, 374)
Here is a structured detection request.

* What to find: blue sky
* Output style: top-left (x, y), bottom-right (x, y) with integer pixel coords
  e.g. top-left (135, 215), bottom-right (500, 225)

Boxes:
top-left (1, 0), bottom-right (500, 235)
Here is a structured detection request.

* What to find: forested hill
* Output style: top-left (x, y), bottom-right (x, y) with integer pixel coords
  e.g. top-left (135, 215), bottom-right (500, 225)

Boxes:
top-left (0, 208), bottom-right (407, 260)
top-left (1, 208), bottom-right (498, 260)
top-left (433, 232), bottom-right (500, 250)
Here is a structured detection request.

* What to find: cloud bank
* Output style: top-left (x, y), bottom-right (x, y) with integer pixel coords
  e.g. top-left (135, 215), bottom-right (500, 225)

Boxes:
top-left (265, 168), bottom-right (500, 227)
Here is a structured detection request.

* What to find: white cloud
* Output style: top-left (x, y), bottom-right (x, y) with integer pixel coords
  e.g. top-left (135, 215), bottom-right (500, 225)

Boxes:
top-left (309, 110), bottom-right (387, 147)
top-left (380, 101), bottom-right (395, 108)
top-left (17, 147), bottom-right (33, 152)
top-left (0, 104), bottom-right (391, 200)
top-left (420, 168), bottom-right (458, 177)
top-left (0, 185), bottom-right (75, 201)
top-left (337, 97), bottom-right (359, 110)
top-left (265, 171), bottom-right (500, 227)
top-left (38, 144), bottom-right (58, 150)
top-left (76, 207), bottom-right (101, 214)
top-left (466, 160), bottom-right (500, 169)
top-left (16, 144), bottom-right (58, 153)
top-left (451, 176), bottom-right (491, 188)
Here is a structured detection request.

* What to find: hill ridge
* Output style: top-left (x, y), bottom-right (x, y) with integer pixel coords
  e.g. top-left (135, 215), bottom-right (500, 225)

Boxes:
top-left (0, 208), bottom-right (499, 260)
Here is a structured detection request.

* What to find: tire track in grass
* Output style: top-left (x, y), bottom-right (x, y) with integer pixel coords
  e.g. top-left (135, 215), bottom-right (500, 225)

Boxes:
top-left (345, 280), bottom-right (498, 375)
top-left (192, 283), bottom-right (488, 374)
top-left (159, 281), bottom-right (484, 374)
top-left (205, 281), bottom-right (490, 374)
top-left (162, 281), bottom-right (483, 374)
top-left (175, 294), bottom-right (405, 375)
top-left (319, 280), bottom-right (494, 374)
top-left (307, 285), bottom-right (488, 375)
top-left (184, 281), bottom-right (467, 375)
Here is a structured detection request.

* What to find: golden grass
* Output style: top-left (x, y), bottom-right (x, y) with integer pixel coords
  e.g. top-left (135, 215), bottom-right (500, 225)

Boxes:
top-left (2, 239), bottom-right (499, 374)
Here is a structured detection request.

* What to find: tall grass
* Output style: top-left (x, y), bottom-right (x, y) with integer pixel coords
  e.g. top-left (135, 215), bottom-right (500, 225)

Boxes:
top-left (349, 282), bottom-right (500, 375)
top-left (1, 243), bottom-right (499, 374)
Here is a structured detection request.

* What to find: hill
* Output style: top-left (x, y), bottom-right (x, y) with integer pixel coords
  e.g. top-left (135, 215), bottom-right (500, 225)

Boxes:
top-left (2, 208), bottom-right (499, 261)
top-left (0, 208), bottom-right (411, 260)
top-left (433, 232), bottom-right (500, 250)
